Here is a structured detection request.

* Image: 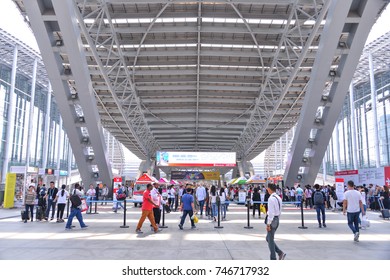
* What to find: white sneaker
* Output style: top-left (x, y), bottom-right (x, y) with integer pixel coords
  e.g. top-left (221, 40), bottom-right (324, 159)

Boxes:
top-left (354, 232), bottom-right (360, 242)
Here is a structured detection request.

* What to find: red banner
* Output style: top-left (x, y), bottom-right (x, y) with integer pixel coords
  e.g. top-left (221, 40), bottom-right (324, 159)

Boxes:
top-left (385, 167), bottom-right (390, 186)
top-left (334, 170), bottom-right (358, 176)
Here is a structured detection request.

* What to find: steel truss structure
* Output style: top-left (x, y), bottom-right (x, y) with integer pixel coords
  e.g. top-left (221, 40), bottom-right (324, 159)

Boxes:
top-left (13, 0), bottom-right (386, 185)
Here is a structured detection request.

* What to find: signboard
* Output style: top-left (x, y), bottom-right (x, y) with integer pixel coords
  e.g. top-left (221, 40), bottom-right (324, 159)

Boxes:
top-left (335, 178), bottom-right (345, 202)
top-left (238, 191), bottom-right (247, 204)
top-left (156, 151), bottom-right (236, 167)
top-left (171, 171), bottom-right (220, 180)
top-left (385, 166), bottom-right (390, 186)
top-left (45, 168), bottom-right (54, 175)
top-left (3, 173), bottom-right (16, 208)
top-left (335, 170), bottom-right (358, 186)
top-left (112, 177), bottom-right (122, 200)
top-left (358, 168), bottom-right (384, 186)
top-left (335, 168), bottom-right (387, 186)
top-left (9, 166), bottom-right (38, 174)
top-left (59, 170), bottom-right (68, 176)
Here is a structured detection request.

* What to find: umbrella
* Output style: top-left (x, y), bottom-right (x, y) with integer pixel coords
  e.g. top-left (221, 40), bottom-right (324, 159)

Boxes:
top-left (169, 179), bottom-right (179, 185)
top-left (227, 178), bottom-right (238, 184)
top-left (158, 178), bottom-right (169, 183)
top-left (246, 174), bottom-right (266, 184)
top-left (234, 176), bottom-right (248, 185)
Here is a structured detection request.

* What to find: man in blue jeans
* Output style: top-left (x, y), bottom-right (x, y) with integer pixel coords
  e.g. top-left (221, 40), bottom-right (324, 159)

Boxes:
top-left (178, 187), bottom-right (196, 230)
top-left (312, 184), bottom-right (327, 228)
top-left (343, 180), bottom-right (365, 242)
top-left (65, 183), bottom-right (88, 230)
top-left (195, 184), bottom-right (206, 216)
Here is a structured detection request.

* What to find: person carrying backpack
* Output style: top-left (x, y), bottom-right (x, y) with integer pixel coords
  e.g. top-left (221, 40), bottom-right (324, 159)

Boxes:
top-left (312, 184), bottom-right (327, 228)
top-left (65, 183), bottom-right (88, 230)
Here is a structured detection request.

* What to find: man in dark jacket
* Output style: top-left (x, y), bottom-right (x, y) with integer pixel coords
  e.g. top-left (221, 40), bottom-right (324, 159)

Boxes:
top-left (312, 184), bottom-right (327, 228)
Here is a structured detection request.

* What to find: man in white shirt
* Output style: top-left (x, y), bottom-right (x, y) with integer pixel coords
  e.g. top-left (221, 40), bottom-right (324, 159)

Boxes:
top-left (343, 180), bottom-right (365, 242)
top-left (265, 184), bottom-right (286, 260)
top-left (196, 184), bottom-right (207, 216)
top-left (151, 182), bottom-right (162, 228)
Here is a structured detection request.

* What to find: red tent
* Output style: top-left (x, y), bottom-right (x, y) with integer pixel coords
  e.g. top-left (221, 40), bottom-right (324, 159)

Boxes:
top-left (136, 174), bottom-right (158, 184)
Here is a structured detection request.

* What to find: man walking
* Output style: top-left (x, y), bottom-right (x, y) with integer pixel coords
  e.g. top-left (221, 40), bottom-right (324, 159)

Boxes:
top-left (195, 184), bottom-right (206, 216)
top-left (178, 186), bottom-right (196, 230)
top-left (136, 183), bottom-right (160, 234)
top-left (265, 184), bottom-right (286, 260)
top-left (312, 184), bottom-right (327, 228)
top-left (343, 180), bottom-right (365, 242)
top-left (65, 183), bottom-right (88, 230)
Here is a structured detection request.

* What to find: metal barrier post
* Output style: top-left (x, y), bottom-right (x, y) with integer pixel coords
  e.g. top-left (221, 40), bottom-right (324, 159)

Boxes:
top-left (65, 198), bottom-right (70, 218)
top-left (214, 199), bottom-right (223, 229)
top-left (160, 204), bottom-right (168, 228)
top-left (87, 200), bottom-right (98, 214)
top-left (298, 197), bottom-right (308, 229)
top-left (120, 199), bottom-right (129, 228)
top-left (244, 196), bottom-right (253, 229)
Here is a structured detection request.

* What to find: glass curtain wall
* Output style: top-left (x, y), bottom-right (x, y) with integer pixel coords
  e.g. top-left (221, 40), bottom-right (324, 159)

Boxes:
top-left (324, 70), bottom-right (390, 174)
top-left (0, 55), bottom-right (74, 181)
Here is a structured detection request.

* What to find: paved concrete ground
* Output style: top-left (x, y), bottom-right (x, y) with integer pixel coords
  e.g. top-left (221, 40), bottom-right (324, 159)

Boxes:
top-left (0, 202), bottom-right (389, 260)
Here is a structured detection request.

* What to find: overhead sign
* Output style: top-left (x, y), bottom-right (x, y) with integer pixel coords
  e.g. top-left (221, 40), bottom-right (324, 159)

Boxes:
top-left (156, 151), bottom-right (236, 167)
top-left (171, 171), bottom-right (220, 180)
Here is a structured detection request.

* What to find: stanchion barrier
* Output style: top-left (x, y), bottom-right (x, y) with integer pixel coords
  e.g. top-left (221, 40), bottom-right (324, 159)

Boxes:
top-left (298, 197), bottom-right (308, 229)
top-left (214, 199), bottom-right (223, 229)
top-left (244, 196), bottom-right (253, 229)
top-left (86, 200), bottom-right (98, 214)
top-left (160, 203), bottom-right (168, 229)
top-left (66, 198), bottom-right (70, 219)
top-left (120, 199), bottom-right (129, 228)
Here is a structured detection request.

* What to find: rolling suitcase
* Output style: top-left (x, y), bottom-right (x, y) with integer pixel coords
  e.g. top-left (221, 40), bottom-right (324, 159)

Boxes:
top-left (378, 199), bottom-right (390, 219)
top-left (36, 206), bottom-right (44, 221)
top-left (21, 210), bottom-right (30, 221)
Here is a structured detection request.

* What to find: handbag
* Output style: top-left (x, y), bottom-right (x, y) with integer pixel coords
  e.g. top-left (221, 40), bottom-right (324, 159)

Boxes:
top-left (361, 215), bottom-right (370, 228)
top-left (117, 193), bottom-right (126, 200)
top-left (191, 214), bottom-right (199, 223)
top-left (260, 204), bottom-right (266, 214)
top-left (80, 198), bottom-right (88, 212)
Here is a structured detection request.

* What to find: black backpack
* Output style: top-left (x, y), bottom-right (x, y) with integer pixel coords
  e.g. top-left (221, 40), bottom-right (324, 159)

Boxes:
top-left (313, 191), bottom-right (324, 205)
top-left (69, 190), bottom-right (82, 208)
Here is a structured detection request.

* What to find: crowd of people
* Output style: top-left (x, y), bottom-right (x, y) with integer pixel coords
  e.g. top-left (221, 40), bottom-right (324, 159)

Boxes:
top-left (20, 178), bottom-right (389, 258)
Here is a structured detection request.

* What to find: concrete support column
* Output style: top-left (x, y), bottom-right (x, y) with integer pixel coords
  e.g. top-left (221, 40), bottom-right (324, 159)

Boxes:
top-left (237, 160), bottom-right (254, 177)
top-left (349, 83), bottom-right (359, 169)
top-left (42, 84), bottom-right (52, 169)
top-left (237, 161), bottom-right (244, 177)
top-left (368, 52), bottom-right (381, 168)
top-left (56, 117), bottom-right (63, 187)
top-left (67, 143), bottom-right (72, 187)
top-left (23, 58), bottom-right (38, 202)
top-left (137, 159), bottom-right (155, 178)
top-left (335, 119), bottom-right (341, 171)
top-left (1, 45), bottom-right (18, 183)
top-left (25, 58), bottom-right (38, 170)
top-left (322, 157), bottom-right (327, 184)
